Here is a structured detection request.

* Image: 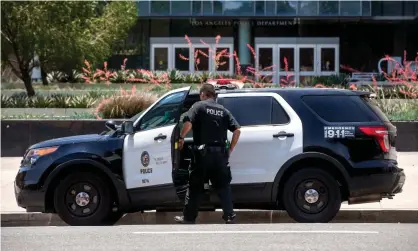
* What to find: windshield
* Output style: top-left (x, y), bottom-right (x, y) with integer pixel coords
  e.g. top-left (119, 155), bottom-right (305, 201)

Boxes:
top-left (129, 110), bottom-right (145, 123)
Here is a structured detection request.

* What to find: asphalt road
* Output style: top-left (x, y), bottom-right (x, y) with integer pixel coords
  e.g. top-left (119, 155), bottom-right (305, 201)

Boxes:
top-left (2, 224), bottom-right (418, 251)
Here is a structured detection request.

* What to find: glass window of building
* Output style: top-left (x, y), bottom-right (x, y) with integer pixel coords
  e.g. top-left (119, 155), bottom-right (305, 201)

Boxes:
top-left (266, 1), bottom-right (276, 15)
top-left (381, 1), bottom-right (402, 16)
top-left (171, 1), bottom-right (191, 15)
top-left (319, 1), bottom-right (339, 15)
top-left (137, 1), bottom-right (150, 16)
top-left (192, 1), bottom-right (202, 15)
top-left (213, 0), bottom-right (223, 14)
top-left (404, 1), bottom-right (415, 16)
top-left (255, 1), bottom-right (265, 15)
top-left (154, 48), bottom-right (169, 71)
top-left (150, 1), bottom-right (170, 15)
top-left (174, 48), bottom-right (190, 71)
top-left (203, 0), bottom-right (213, 15)
top-left (361, 0), bottom-right (371, 16)
top-left (277, 1), bottom-right (297, 15)
top-left (340, 1), bottom-right (361, 16)
top-left (194, 48), bottom-right (210, 71)
top-left (224, 1), bottom-right (254, 16)
top-left (298, 1), bottom-right (319, 16)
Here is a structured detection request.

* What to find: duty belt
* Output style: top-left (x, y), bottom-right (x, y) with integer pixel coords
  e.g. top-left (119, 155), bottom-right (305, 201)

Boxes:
top-left (192, 144), bottom-right (226, 153)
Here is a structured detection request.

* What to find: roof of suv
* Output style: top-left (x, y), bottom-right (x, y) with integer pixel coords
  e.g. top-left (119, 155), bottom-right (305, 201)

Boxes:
top-left (189, 87), bottom-right (371, 97)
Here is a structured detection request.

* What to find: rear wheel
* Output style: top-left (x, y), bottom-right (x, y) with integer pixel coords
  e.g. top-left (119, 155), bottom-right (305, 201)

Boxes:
top-left (282, 167), bottom-right (341, 223)
top-left (53, 172), bottom-right (114, 226)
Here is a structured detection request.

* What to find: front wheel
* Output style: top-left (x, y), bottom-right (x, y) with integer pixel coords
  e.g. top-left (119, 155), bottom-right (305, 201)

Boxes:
top-left (53, 172), bottom-right (114, 226)
top-left (282, 167), bottom-right (341, 223)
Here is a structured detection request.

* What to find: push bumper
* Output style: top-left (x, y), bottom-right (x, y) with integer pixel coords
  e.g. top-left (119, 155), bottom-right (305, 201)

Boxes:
top-left (349, 161), bottom-right (406, 200)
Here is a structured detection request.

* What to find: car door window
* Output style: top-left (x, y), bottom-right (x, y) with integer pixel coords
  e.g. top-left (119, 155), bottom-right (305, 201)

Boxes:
top-left (219, 96), bottom-right (272, 126)
top-left (271, 98), bottom-right (290, 124)
top-left (138, 91), bottom-right (188, 131)
top-left (219, 96), bottom-right (290, 126)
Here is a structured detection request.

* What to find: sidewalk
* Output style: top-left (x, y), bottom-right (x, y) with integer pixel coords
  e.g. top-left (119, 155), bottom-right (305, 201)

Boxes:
top-left (2, 153), bottom-right (417, 214)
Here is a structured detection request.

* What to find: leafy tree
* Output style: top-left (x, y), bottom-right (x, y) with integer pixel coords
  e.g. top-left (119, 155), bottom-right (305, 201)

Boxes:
top-left (1, 1), bottom-right (137, 96)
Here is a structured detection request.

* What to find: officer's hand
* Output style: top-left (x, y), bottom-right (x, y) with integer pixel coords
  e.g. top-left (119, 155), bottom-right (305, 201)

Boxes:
top-left (179, 138), bottom-right (184, 150)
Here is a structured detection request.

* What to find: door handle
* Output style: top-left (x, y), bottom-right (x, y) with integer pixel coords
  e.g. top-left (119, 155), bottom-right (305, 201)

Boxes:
top-left (154, 134), bottom-right (167, 141)
top-left (273, 132), bottom-right (294, 138)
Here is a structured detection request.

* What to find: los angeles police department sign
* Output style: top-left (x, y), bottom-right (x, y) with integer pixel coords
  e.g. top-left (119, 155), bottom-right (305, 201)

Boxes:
top-left (190, 18), bottom-right (299, 27)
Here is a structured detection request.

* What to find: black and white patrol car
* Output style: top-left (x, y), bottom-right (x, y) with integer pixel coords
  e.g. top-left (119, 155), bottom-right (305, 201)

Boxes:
top-left (14, 86), bottom-right (406, 225)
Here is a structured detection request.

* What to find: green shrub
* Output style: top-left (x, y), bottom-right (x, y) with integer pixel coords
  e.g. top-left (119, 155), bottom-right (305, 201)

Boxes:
top-left (95, 92), bottom-right (158, 119)
top-left (375, 99), bottom-right (418, 121)
top-left (1, 92), bottom-right (109, 108)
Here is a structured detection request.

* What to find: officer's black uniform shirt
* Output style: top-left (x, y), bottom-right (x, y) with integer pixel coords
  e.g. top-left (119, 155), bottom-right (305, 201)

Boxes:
top-left (183, 99), bottom-right (240, 146)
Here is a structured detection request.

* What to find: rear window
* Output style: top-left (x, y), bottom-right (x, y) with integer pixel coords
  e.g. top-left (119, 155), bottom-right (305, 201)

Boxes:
top-left (302, 95), bottom-right (378, 122)
top-left (361, 96), bottom-right (390, 122)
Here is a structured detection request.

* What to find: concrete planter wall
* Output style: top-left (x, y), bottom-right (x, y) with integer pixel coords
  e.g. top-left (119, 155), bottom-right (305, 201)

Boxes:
top-left (1, 120), bottom-right (417, 157)
top-left (1, 108), bottom-right (94, 116)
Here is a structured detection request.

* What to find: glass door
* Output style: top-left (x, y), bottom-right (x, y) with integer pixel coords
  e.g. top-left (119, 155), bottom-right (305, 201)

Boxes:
top-left (213, 44), bottom-right (234, 76)
top-left (255, 45), bottom-right (275, 84)
top-left (297, 44), bottom-right (317, 86)
top-left (278, 45), bottom-right (296, 86)
top-left (151, 44), bottom-right (171, 71)
top-left (317, 45), bottom-right (339, 76)
top-left (172, 44), bottom-right (192, 73)
top-left (192, 45), bottom-right (211, 73)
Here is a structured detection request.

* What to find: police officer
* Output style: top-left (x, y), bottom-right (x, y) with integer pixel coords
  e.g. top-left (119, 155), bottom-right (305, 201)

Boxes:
top-left (174, 83), bottom-right (241, 224)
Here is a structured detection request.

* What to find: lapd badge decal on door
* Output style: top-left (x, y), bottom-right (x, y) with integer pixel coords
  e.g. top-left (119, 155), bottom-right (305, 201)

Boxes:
top-left (141, 151), bottom-right (150, 167)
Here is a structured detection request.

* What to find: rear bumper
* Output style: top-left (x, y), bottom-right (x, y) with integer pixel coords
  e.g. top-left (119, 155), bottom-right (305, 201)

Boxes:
top-left (349, 164), bottom-right (406, 198)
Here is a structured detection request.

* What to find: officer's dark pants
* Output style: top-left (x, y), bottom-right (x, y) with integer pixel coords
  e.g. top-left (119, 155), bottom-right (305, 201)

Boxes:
top-left (183, 148), bottom-right (234, 222)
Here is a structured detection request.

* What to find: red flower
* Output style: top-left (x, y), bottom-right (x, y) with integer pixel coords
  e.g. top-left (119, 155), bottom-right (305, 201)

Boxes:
top-left (216, 79), bottom-right (231, 85)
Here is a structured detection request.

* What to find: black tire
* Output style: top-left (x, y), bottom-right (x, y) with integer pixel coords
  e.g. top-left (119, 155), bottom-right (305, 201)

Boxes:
top-left (102, 211), bottom-right (125, 225)
top-left (53, 172), bottom-right (114, 226)
top-left (282, 167), bottom-right (341, 223)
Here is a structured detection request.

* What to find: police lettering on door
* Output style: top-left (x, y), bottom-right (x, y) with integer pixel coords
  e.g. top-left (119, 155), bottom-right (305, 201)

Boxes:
top-left (207, 108), bottom-right (223, 116)
top-left (140, 168), bottom-right (152, 174)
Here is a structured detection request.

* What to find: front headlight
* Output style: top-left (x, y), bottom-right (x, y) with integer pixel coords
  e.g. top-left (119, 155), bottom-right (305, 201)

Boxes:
top-left (24, 146), bottom-right (59, 165)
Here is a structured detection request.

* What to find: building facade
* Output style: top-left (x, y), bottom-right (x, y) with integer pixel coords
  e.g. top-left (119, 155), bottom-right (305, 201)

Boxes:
top-left (110, 0), bottom-right (418, 84)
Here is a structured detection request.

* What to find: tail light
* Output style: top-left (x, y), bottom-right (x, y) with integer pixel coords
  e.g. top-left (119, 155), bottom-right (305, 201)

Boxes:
top-left (358, 126), bottom-right (390, 153)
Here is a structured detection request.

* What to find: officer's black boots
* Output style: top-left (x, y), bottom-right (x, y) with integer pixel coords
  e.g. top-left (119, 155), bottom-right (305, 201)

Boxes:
top-left (174, 216), bottom-right (195, 224)
top-left (223, 213), bottom-right (237, 224)
top-left (174, 214), bottom-right (236, 224)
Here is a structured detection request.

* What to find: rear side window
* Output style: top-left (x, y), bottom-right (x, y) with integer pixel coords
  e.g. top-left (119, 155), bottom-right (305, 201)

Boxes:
top-left (218, 96), bottom-right (290, 126)
top-left (302, 95), bottom-right (378, 122)
top-left (361, 96), bottom-right (390, 122)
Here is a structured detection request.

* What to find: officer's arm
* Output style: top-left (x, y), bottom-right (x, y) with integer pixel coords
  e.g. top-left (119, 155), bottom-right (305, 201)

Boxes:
top-left (226, 109), bottom-right (241, 153)
top-left (180, 103), bottom-right (200, 139)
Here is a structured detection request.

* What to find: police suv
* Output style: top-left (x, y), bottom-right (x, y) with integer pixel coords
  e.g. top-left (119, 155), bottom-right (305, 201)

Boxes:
top-left (14, 85), bottom-right (406, 226)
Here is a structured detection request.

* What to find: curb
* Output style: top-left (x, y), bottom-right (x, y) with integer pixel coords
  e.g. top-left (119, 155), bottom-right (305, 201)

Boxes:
top-left (2, 210), bottom-right (418, 227)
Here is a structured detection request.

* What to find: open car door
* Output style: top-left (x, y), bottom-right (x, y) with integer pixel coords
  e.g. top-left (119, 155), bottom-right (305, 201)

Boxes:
top-left (123, 86), bottom-right (191, 196)
top-left (171, 93), bottom-right (200, 202)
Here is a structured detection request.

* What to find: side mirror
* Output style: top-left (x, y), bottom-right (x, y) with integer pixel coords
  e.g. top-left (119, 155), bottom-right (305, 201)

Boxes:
top-left (105, 120), bottom-right (117, 131)
top-left (121, 120), bottom-right (134, 134)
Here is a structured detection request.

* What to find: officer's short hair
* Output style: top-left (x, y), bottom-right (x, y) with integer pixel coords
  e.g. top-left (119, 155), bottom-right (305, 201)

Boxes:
top-left (200, 83), bottom-right (216, 98)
